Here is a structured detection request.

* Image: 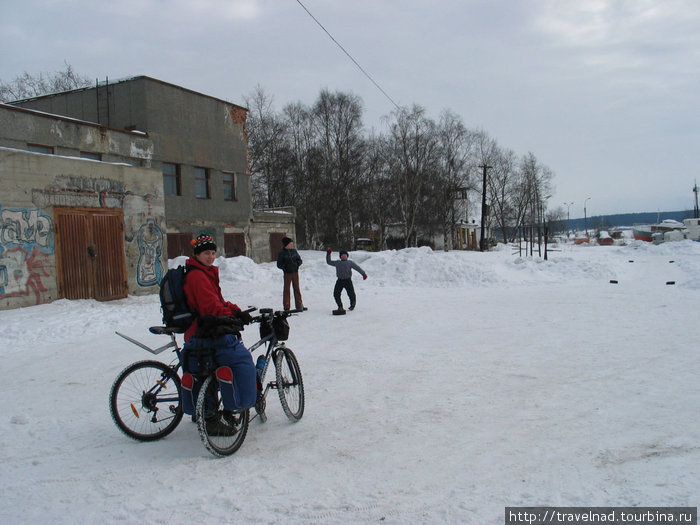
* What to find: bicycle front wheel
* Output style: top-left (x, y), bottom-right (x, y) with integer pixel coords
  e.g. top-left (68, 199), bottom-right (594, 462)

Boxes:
top-left (275, 347), bottom-right (305, 421)
top-left (109, 360), bottom-right (183, 441)
top-left (195, 375), bottom-right (249, 457)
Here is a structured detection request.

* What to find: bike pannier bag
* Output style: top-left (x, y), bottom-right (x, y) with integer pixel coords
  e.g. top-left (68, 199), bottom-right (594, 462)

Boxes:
top-left (259, 318), bottom-right (273, 340)
top-left (272, 315), bottom-right (290, 341)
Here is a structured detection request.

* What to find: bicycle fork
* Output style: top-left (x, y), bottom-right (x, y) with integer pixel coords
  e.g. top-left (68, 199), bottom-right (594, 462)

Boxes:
top-left (251, 346), bottom-right (284, 422)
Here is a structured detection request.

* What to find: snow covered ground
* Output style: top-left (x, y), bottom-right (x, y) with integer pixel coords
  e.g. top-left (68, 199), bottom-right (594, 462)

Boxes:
top-left (1, 240), bottom-right (699, 524)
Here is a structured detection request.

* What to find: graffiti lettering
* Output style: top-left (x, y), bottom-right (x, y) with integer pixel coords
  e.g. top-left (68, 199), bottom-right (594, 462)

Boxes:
top-left (54, 175), bottom-right (125, 194)
top-left (32, 176), bottom-right (127, 209)
top-left (0, 203), bottom-right (54, 302)
top-left (0, 207), bottom-right (54, 252)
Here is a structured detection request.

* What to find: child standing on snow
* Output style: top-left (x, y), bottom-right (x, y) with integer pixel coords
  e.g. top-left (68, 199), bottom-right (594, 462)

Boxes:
top-left (276, 237), bottom-right (305, 311)
top-left (326, 249), bottom-right (367, 313)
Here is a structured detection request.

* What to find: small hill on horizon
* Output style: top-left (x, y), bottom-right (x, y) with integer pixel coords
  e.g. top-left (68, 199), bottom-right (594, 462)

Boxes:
top-left (567, 209), bottom-right (697, 231)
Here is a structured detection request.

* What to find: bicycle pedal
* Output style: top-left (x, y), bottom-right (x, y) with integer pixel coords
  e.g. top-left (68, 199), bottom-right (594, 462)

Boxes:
top-left (255, 397), bottom-right (267, 423)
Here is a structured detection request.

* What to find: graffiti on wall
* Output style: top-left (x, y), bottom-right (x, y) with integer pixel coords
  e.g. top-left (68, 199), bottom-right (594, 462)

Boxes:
top-left (136, 219), bottom-right (164, 287)
top-left (0, 203), bottom-right (54, 302)
top-left (33, 176), bottom-right (127, 209)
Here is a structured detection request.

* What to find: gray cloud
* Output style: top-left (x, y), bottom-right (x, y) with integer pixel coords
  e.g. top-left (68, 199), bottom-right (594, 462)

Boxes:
top-left (2, 0), bottom-right (698, 215)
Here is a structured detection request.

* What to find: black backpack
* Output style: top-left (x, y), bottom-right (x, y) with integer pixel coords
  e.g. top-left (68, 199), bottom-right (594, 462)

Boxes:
top-left (159, 266), bottom-right (201, 330)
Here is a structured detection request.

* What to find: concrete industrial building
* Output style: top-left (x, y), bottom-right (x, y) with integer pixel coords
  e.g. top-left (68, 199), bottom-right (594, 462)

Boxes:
top-left (0, 76), bottom-right (295, 309)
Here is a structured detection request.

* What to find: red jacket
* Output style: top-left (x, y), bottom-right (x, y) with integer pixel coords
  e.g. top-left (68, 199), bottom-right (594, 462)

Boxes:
top-left (183, 256), bottom-right (240, 342)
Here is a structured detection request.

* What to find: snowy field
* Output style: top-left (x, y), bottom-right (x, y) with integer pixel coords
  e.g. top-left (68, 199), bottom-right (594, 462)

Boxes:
top-left (1, 240), bottom-right (699, 524)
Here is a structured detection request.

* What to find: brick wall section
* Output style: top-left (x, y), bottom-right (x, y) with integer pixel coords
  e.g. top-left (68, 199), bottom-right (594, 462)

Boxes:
top-left (228, 106), bottom-right (247, 127)
top-left (229, 106), bottom-right (250, 174)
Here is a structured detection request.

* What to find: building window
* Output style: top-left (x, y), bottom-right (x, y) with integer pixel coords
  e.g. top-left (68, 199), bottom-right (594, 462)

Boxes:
top-left (163, 162), bottom-right (181, 196)
top-left (27, 143), bottom-right (54, 154)
top-left (80, 151), bottom-right (101, 161)
top-left (195, 167), bottom-right (210, 199)
top-left (222, 171), bottom-right (236, 201)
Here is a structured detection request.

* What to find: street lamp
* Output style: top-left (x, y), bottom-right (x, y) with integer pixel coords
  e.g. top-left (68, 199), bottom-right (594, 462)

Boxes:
top-left (563, 202), bottom-right (573, 237)
top-left (543, 194), bottom-right (552, 260)
top-left (584, 197), bottom-right (591, 236)
top-left (542, 194), bottom-right (552, 227)
top-left (478, 164), bottom-right (492, 252)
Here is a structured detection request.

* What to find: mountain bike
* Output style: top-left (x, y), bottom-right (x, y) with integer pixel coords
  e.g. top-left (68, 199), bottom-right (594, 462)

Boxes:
top-left (109, 308), bottom-right (304, 457)
top-left (247, 308), bottom-right (305, 425)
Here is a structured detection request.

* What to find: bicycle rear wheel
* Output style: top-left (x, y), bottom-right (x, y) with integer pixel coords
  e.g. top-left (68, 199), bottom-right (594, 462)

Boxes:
top-left (109, 360), bottom-right (183, 441)
top-left (275, 347), bottom-right (305, 421)
top-left (195, 375), bottom-right (249, 457)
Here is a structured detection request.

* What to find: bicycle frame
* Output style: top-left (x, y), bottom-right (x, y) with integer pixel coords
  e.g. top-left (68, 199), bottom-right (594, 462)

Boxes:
top-left (247, 318), bottom-right (284, 409)
top-left (115, 306), bottom-right (297, 364)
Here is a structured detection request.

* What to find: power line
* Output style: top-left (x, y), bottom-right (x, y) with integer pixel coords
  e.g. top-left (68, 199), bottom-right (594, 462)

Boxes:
top-left (295, 0), bottom-right (400, 110)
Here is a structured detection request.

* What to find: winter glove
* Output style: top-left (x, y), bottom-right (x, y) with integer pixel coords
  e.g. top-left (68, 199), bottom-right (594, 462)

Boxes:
top-left (363, 274), bottom-right (368, 280)
top-left (236, 310), bottom-right (254, 325)
top-left (326, 248), bottom-right (332, 255)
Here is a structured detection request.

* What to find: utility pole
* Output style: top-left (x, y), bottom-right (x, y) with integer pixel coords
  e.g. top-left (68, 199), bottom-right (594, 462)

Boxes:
top-left (479, 164), bottom-right (492, 251)
top-left (563, 202), bottom-right (573, 237)
top-left (694, 180), bottom-right (699, 219)
top-left (584, 197), bottom-right (591, 236)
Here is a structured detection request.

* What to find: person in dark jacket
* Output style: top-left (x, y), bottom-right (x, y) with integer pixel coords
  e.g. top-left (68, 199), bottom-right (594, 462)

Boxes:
top-left (326, 249), bottom-right (367, 312)
top-left (276, 237), bottom-right (305, 311)
top-left (182, 234), bottom-right (256, 432)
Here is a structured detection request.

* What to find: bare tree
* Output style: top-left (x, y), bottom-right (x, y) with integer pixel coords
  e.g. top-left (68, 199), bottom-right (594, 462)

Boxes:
top-left (433, 110), bottom-right (477, 250)
top-left (242, 86), bottom-right (560, 252)
top-left (518, 152), bottom-right (555, 250)
top-left (361, 132), bottom-right (395, 250)
top-left (283, 101), bottom-right (325, 248)
top-left (244, 86), bottom-right (289, 208)
top-left (0, 62), bottom-right (91, 102)
top-left (386, 105), bottom-right (439, 247)
top-left (470, 130), bottom-right (500, 246)
top-left (312, 89), bottom-right (365, 248)
top-left (487, 146), bottom-right (520, 243)
top-left (546, 206), bottom-right (566, 235)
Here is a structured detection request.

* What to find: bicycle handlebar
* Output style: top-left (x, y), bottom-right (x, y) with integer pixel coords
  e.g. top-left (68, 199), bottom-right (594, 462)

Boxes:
top-left (247, 307), bottom-right (304, 324)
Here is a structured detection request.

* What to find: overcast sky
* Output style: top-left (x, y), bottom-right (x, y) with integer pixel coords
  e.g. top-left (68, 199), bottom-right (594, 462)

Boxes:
top-left (2, 0), bottom-right (699, 217)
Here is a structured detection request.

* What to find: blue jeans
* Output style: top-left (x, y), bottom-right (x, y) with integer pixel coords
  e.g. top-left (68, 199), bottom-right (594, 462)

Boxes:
top-left (182, 334), bottom-right (257, 410)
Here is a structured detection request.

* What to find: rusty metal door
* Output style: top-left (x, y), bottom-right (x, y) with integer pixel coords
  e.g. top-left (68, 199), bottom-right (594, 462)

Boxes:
top-left (55, 208), bottom-right (128, 301)
top-left (224, 232), bottom-right (246, 257)
top-left (269, 232), bottom-right (286, 262)
top-left (166, 232), bottom-right (192, 259)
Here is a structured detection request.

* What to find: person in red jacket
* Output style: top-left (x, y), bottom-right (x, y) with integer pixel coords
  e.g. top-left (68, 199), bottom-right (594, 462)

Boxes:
top-left (183, 234), bottom-right (245, 342)
top-left (182, 234), bottom-right (256, 429)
